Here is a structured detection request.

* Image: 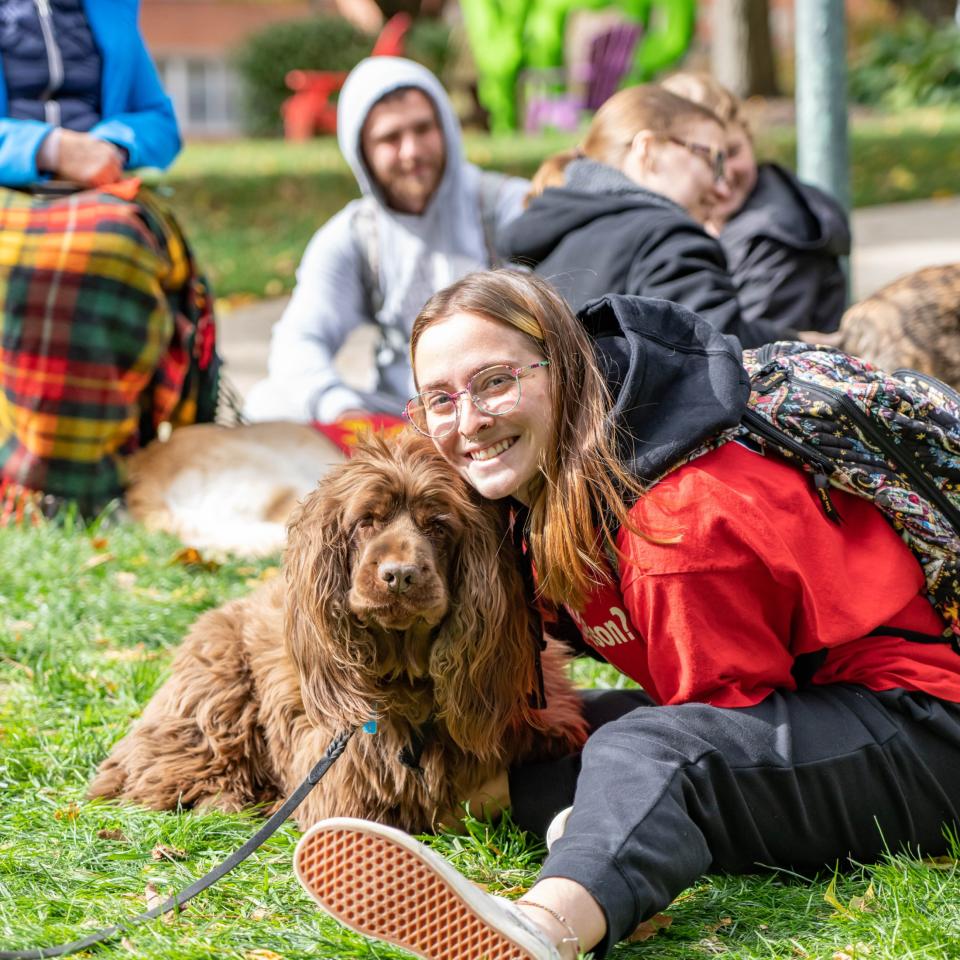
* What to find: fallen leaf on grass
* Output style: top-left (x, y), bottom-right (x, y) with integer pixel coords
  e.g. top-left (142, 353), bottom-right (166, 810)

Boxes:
top-left (81, 552), bottom-right (114, 571)
top-left (697, 936), bottom-right (726, 954)
top-left (246, 951), bottom-right (285, 960)
top-left (54, 802), bottom-right (80, 821)
top-left (704, 916), bottom-right (733, 934)
top-left (825, 876), bottom-right (874, 918)
top-left (169, 546), bottom-right (221, 571)
top-left (833, 942), bottom-right (872, 960)
top-left (97, 828), bottom-right (129, 842)
top-left (627, 913), bottom-right (672, 942)
top-left (90, 536), bottom-right (110, 550)
top-left (114, 571), bottom-right (137, 589)
top-left (102, 644), bottom-right (158, 664)
top-left (1, 656), bottom-right (34, 678)
top-left (120, 938), bottom-right (137, 952)
top-left (848, 883), bottom-right (875, 913)
top-left (921, 855), bottom-right (958, 870)
top-left (249, 907), bottom-right (272, 921)
top-left (144, 883), bottom-right (178, 924)
top-left (151, 844), bottom-right (187, 861)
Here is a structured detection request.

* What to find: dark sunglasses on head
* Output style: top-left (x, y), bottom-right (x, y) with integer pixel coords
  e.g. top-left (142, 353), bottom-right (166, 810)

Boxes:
top-left (666, 136), bottom-right (727, 183)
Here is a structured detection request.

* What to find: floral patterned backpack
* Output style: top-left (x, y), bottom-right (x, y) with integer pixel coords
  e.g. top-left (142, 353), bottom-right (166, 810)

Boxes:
top-left (731, 341), bottom-right (960, 651)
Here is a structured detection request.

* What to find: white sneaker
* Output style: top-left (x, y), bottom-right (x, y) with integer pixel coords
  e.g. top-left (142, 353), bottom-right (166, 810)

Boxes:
top-left (545, 807), bottom-right (572, 852)
top-left (294, 817), bottom-right (562, 960)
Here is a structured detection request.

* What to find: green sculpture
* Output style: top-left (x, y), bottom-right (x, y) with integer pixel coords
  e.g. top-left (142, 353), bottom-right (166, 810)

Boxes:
top-left (460, 0), bottom-right (537, 132)
top-left (461, 0), bottom-right (697, 132)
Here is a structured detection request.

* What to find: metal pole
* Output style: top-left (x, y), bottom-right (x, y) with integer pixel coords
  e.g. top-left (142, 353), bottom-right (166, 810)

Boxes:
top-left (795, 0), bottom-right (850, 213)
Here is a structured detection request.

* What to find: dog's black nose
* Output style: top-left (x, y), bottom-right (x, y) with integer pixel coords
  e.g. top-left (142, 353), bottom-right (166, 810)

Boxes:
top-left (379, 561), bottom-right (419, 594)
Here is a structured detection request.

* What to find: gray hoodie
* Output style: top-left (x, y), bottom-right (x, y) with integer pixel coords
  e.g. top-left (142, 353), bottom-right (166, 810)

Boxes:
top-left (245, 57), bottom-right (528, 422)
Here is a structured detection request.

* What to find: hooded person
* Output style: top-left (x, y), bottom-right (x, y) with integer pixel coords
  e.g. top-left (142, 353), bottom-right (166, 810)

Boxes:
top-left (243, 56), bottom-right (529, 424)
top-left (498, 84), bottom-right (785, 349)
top-left (661, 72), bottom-right (851, 336)
top-left (718, 164), bottom-right (850, 335)
top-left (289, 271), bottom-right (960, 960)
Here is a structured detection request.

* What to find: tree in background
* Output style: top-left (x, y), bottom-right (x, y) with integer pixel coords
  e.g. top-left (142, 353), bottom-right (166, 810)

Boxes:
top-left (711, 0), bottom-right (778, 97)
top-left (888, 0), bottom-right (957, 21)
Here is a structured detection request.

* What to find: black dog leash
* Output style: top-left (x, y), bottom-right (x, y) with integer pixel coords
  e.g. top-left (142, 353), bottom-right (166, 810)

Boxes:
top-left (0, 728), bottom-right (356, 960)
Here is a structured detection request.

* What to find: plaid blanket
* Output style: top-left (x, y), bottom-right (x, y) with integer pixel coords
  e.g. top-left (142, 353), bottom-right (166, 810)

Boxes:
top-left (0, 183), bottom-right (219, 516)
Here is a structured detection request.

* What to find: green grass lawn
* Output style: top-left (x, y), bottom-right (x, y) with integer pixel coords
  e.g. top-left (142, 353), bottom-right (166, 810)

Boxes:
top-left (149, 108), bottom-right (960, 302)
top-left (2, 517), bottom-right (960, 958)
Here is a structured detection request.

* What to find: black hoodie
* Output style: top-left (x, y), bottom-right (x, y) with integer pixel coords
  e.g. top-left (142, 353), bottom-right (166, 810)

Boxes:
top-left (499, 159), bottom-right (784, 349)
top-left (720, 163), bottom-right (851, 335)
top-left (579, 293), bottom-right (750, 483)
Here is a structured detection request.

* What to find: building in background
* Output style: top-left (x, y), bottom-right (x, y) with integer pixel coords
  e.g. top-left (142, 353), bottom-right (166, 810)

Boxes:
top-left (140, 0), bottom-right (326, 136)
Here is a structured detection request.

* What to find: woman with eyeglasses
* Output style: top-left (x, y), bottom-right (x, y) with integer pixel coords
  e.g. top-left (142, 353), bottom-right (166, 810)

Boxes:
top-left (661, 72), bottom-right (850, 337)
top-left (292, 269), bottom-right (960, 960)
top-left (498, 84), bottom-right (783, 348)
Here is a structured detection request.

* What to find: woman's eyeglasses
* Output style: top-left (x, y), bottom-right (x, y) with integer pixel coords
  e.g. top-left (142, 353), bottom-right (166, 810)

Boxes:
top-left (667, 136), bottom-right (727, 183)
top-left (404, 361), bottom-right (550, 439)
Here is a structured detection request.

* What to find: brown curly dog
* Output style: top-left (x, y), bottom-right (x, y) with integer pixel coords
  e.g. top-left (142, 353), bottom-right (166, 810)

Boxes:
top-left (88, 431), bottom-right (587, 832)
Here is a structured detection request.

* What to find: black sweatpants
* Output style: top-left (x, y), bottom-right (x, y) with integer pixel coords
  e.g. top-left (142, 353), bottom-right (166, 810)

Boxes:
top-left (509, 685), bottom-right (960, 958)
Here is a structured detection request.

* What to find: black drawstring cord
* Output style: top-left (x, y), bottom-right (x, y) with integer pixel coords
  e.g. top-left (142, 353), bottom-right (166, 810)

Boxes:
top-left (0, 727), bottom-right (356, 960)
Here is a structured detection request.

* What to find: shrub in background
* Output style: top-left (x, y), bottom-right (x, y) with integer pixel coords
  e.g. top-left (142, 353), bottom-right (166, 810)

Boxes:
top-left (849, 14), bottom-right (960, 109)
top-left (405, 19), bottom-right (453, 83)
top-left (234, 15), bottom-right (454, 137)
top-left (233, 16), bottom-right (373, 136)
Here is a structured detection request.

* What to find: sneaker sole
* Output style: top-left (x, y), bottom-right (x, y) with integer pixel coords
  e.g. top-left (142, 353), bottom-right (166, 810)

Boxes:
top-left (294, 817), bottom-right (548, 960)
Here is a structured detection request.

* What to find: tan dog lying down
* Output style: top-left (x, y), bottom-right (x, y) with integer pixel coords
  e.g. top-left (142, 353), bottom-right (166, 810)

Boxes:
top-left (92, 432), bottom-right (587, 831)
top-left (125, 422), bottom-right (345, 556)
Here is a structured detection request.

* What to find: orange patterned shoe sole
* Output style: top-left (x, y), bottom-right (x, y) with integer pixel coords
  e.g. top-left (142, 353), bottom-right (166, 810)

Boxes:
top-left (294, 817), bottom-right (556, 960)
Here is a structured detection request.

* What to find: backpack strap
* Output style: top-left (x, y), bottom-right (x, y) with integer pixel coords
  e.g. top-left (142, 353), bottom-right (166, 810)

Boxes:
top-left (351, 198), bottom-right (383, 318)
top-left (477, 170), bottom-right (509, 266)
top-left (352, 173), bottom-right (509, 313)
top-left (869, 625), bottom-right (960, 654)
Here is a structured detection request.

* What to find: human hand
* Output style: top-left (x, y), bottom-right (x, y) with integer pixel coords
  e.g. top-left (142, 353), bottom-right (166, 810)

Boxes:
top-left (55, 130), bottom-right (125, 187)
top-left (703, 216), bottom-right (723, 237)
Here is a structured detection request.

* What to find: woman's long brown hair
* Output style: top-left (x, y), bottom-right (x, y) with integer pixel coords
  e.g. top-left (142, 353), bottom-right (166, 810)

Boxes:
top-left (410, 270), bottom-right (652, 609)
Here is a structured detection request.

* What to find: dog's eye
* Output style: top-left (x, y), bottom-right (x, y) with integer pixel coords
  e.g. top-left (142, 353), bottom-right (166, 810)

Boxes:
top-left (355, 517), bottom-right (380, 534)
top-left (422, 515), bottom-right (451, 537)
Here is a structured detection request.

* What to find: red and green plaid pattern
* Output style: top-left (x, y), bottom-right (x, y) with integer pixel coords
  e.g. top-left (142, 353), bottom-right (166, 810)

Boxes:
top-left (0, 184), bottom-right (219, 515)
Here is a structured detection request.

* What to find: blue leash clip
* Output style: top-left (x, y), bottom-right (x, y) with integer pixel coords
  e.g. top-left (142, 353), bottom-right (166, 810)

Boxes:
top-left (362, 719), bottom-right (378, 734)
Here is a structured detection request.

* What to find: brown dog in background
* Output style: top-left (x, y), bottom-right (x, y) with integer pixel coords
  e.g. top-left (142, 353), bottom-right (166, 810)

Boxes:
top-left (90, 432), bottom-right (587, 832)
top-left (811, 263), bottom-right (960, 388)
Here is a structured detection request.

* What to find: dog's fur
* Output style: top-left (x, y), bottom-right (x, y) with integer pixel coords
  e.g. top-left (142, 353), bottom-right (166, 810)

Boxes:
top-left (91, 432), bottom-right (587, 831)
top-left (124, 421), bottom-right (346, 557)
top-left (813, 263), bottom-right (960, 388)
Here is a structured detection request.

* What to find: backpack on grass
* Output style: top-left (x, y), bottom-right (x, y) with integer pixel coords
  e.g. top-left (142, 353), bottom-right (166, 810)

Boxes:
top-left (735, 341), bottom-right (960, 649)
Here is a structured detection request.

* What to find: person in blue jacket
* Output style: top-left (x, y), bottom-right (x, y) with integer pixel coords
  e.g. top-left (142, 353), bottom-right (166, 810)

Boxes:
top-left (0, 0), bottom-right (180, 186)
top-left (0, 1), bottom-right (218, 517)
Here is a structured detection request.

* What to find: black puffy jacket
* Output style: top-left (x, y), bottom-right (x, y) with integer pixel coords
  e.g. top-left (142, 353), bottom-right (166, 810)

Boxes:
top-left (498, 158), bottom-right (784, 348)
top-left (720, 163), bottom-right (851, 335)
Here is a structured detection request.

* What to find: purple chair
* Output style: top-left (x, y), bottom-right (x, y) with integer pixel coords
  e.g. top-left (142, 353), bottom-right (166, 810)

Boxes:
top-left (522, 21), bottom-right (643, 134)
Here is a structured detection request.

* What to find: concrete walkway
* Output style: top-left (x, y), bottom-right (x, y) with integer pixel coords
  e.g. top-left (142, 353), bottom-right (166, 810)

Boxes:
top-left (217, 196), bottom-right (960, 403)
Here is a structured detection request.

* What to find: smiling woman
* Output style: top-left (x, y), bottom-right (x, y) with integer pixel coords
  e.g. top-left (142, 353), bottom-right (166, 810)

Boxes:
top-left (292, 268), bottom-right (960, 960)
top-left (407, 322), bottom-right (554, 505)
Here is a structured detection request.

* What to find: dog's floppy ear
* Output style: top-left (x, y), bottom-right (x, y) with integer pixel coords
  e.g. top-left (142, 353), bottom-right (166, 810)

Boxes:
top-left (430, 497), bottom-right (537, 761)
top-left (283, 473), bottom-right (379, 728)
